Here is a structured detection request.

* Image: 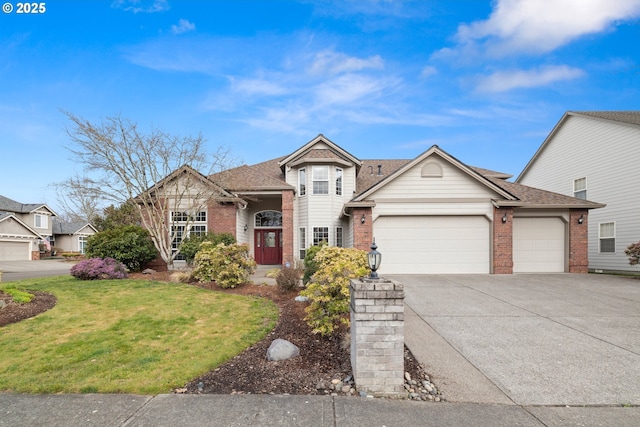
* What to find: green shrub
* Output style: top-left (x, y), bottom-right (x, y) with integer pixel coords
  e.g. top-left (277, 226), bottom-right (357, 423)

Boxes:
top-left (86, 225), bottom-right (157, 271)
top-left (302, 243), bottom-right (326, 285)
top-left (300, 246), bottom-right (368, 336)
top-left (193, 242), bottom-right (256, 288)
top-left (276, 267), bottom-right (301, 293)
top-left (70, 257), bottom-right (128, 280)
top-left (179, 232), bottom-right (236, 265)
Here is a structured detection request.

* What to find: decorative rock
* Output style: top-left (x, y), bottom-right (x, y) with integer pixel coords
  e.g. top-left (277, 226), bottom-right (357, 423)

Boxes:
top-left (294, 295), bottom-right (309, 302)
top-left (404, 372), bottom-right (412, 382)
top-left (142, 268), bottom-right (156, 274)
top-left (266, 339), bottom-right (300, 361)
top-left (316, 380), bottom-right (326, 390)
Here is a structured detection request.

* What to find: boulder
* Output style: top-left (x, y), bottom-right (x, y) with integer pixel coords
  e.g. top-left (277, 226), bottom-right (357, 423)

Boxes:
top-left (266, 338), bottom-right (300, 361)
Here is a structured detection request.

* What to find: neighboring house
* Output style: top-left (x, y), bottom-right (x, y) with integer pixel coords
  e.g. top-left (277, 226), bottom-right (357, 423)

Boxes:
top-left (0, 195), bottom-right (57, 260)
top-left (51, 218), bottom-right (98, 255)
top-left (153, 134), bottom-right (602, 274)
top-left (517, 111), bottom-right (640, 273)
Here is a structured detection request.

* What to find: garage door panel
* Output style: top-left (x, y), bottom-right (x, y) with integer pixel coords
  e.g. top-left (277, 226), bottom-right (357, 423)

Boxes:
top-left (513, 218), bottom-right (565, 273)
top-left (0, 241), bottom-right (31, 261)
top-left (375, 216), bottom-right (490, 274)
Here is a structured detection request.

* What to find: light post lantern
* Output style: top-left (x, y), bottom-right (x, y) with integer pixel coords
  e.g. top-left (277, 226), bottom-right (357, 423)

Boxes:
top-left (368, 239), bottom-right (382, 279)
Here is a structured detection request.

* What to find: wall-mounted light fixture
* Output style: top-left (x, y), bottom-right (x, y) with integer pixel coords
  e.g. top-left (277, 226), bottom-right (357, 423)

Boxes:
top-left (502, 213), bottom-right (508, 223)
top-left (360, 214), bottom-right (366, 224)
top-left (578, 214), bottom-right (584, 224)
top-left (244, 224), bottom-right (248, 232)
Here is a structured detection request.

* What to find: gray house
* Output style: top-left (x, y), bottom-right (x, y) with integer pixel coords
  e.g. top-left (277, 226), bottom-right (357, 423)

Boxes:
top-left (517, 111), bottom-right (640, 273)
top-left (0, 195), bottom-right (56, 260)
top-left (51, 219), bottom-right (97, 255)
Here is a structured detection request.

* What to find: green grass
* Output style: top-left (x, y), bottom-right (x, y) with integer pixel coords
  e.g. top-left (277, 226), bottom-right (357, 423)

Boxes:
top-left (0, 276), bottom-right (278, 394)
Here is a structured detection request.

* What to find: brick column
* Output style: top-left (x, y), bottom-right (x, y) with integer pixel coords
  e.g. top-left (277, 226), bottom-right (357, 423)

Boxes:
top-left (493, 207), bottom-right (513, 274)
top-left (350, 277), bottom-right (405, 397)
top-left (281, 190), bottom-right (294, 267)
top-left (569, 209), bottom-right (589, 273)
top-left (352, 207), bottom-right (373, 251)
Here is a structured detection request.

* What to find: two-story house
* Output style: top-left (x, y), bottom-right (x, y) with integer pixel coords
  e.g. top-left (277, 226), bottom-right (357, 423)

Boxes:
top-left (517, 111), bottom-right (640, 273)
top-left (160, 134), bottom-right (602, 274)
top-left (0, 195), bottom-right (57, 260)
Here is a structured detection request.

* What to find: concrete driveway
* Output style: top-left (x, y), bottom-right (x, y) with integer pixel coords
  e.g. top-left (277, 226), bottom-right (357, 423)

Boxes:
top-left (0, 259), bottom-right (73, 282)
top-left (389, 273), bottom-right (640, 406)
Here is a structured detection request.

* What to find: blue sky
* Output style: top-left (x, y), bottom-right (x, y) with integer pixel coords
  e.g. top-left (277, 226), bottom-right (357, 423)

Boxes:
top-left (1, 0), bottom-right (639, 213)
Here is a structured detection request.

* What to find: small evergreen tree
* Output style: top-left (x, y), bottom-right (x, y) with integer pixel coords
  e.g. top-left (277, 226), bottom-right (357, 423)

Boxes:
top-left (86, 225), bottom-right (157, 271)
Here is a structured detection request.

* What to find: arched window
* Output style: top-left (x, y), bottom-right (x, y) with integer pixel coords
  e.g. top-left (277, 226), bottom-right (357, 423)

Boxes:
top-left (255, 211), bottom-right (283, 227)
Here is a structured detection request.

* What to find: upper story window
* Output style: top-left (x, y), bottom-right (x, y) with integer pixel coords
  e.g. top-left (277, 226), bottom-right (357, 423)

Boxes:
top-left (335, 168), bottom-right (343, 196)
top-left (255, 211), bottom-right (283, 227)
top-left (312, 166), bottom-right (329, 194)
top-left (299, 168), bottom-right (306, 196)
top-left (34, 214), bottom-right (48, 229)
top-left (573, 177), bottom-right (587, 200)
top-left (171, 211), bottom-right (207, 223)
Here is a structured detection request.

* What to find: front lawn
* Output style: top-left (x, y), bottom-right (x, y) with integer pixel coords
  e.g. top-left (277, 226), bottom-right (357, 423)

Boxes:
top-left (0, 276), bottom-right (278, 394)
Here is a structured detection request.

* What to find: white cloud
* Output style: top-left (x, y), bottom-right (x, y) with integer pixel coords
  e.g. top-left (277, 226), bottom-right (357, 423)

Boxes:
top-left (456, 0), bottom-right (640, 55)
top-left (475, 65), bottom-right (585, 93)
top-left (231, 78), bottom-right (287, 96)
top-left (308, 50), bottom-right (384, 75)
top-left (314, 73), bottom-right (397, 106)
top-left (171, 19), bottom-right (196, 35)
top-left (420, 65), bottom-right (437, 78)
top-left (111, 0), bottom-right (170, 14)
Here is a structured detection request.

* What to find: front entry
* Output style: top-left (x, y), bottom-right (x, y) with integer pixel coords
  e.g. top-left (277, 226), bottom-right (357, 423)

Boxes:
top-left (254, 229), bottom-right (282, 265)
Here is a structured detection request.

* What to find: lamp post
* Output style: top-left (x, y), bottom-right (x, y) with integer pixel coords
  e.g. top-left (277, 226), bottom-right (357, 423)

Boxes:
top-left (368, 239), bottom-right (382, 279)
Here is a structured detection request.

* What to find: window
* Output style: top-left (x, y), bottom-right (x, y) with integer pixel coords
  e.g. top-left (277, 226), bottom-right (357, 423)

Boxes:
top-left (313, 227), bottom-right (329, 246)
top-left (171, 225), bottom-right (186, 258)
top-left (255, 211), bottom-right (283, 227)
top-left (573, 177), bottom-right (587, 200)
top-left (171, 211), bottom-right (206, 222)
top-left (599, 222), bottom-right (615, 253)
top-left (299, 228), bottom-right (306, 259)
top-left (335, 226), bottom-right (343, 248)
top-left (171, 211), bottom-right (207, 260)
top-left (299, 168), bottom-right (306, 196)
top-left (190, 225), bottom-right (207, 237)
top-left (78, 236), bottom-right (88, 254)
top-left (34, 214), bottom-right (48, 229)
top-left (171, 211), bottom-right (189, 222)
top-left (335, 168), bottom-right (343, 195)
top-left (312, 166), bottom-right (329, 194)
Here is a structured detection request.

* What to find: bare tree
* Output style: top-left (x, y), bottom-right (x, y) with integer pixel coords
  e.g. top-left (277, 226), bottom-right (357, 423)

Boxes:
top-left (49, 174), bottom-right (103, 223)
top-left (64, 112), bottom-right (239, 268)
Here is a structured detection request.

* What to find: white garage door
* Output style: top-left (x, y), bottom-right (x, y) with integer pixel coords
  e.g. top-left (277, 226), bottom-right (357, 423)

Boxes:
top-left (513, 217), bottom-right (565, 273)
top-left (375, 216), bottom-right (490, 274)
top-left (0, 241), bottom-right (31, 261)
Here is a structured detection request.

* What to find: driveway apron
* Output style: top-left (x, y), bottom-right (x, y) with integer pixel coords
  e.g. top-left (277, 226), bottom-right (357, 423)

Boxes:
top-left (389, 273), bottom-right (640, 406)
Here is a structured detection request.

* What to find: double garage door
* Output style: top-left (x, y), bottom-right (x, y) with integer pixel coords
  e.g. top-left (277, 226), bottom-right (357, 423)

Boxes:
top-left (374, 215), bottom-right (566, 274)
top-left (375, 216), bottom-right (490, 274)
top-left (0, 241), bottom-right (31, 261)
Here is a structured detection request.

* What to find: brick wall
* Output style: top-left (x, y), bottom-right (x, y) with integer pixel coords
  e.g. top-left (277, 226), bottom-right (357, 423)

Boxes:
top-left (207, 201), bottom-right (237, 236)
top-left (352, 207), bottom-right (373, 251)
top-left (281, 190), bottom-right (294, 267)
top-left (569, 209), bottom-right (589, 273)
top-left (493, 206), bottom-right (513, 274)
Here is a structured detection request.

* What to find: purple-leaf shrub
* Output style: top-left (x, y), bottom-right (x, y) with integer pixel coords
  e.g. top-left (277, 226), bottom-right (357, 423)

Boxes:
top-left (70, 257), bottom-right (129, 280)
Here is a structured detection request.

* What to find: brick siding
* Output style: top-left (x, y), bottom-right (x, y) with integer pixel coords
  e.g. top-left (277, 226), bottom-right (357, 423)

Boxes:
top-left (281, 190), bottom-right (294, 267)
top-left (569, 209), bottom-right (589, 273)
top-left (493, 206), bottom-right (513, 274)
top-left (352, 207), bottom-right (373, 251)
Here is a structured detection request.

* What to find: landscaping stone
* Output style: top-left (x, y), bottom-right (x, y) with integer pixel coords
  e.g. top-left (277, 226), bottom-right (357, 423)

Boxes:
top-left (266, 339), bottom-right (299, 361)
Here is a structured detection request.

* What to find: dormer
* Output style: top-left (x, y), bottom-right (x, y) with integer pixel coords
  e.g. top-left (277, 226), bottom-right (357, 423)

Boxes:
top-left (278, 134), bottom-right (362, 178)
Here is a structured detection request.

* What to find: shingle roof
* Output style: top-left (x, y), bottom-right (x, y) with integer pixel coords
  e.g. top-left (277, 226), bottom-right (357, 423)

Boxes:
top-left (572, 111), bottom-right (640, 127)
top-left (52, 218), bottom-right (94, 235)
top-left (0, 195), bottom-right (51, 214)
top-left (209, 146), bottom-right (602, 209)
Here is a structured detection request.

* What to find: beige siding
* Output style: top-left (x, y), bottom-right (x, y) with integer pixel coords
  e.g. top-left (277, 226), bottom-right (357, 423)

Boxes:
top-left (519, 116), bottom-right (640, 272)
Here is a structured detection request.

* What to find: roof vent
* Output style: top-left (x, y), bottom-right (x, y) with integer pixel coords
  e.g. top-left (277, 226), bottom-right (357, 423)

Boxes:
top-left (377, 165), bottom-right (383, 176)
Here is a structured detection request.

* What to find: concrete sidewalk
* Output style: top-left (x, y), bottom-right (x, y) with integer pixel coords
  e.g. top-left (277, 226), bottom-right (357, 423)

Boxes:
top-left (1, 393), bottom-right (639, 427)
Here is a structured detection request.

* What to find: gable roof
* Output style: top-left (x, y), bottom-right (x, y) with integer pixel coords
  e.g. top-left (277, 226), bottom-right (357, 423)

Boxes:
top-left (0, 211), bottom-right (45, 239)
top-left (52, 218), bottom-right (98, 235)
top-left (278, 134), bottom-right (362, 172)
top-left (352, 145), bottom-right (518, 202)
top-left (210, 157), bottom-right (294, 192)
top-left (517, 110), bottom-right (640, 182)
top-left (0, 195), bottom-right (57, 216)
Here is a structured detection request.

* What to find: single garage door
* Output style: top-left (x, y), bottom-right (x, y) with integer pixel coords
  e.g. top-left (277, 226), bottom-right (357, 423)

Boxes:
top-left (375, 216), bottom-right (490, 274)
top-left (513, 217), bottom-right (565, 273)
top-left (0, 240), bottom-right (31, 261)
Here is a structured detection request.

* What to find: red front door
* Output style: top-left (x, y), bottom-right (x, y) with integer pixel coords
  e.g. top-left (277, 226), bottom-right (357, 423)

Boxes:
top-left (255, 229), bottom-right (282, 265)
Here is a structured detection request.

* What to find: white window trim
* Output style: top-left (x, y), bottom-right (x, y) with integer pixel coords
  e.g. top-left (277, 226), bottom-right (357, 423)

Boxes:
top-left (312, 226), bottom-right (330, 246)
top-left (34, 214), bottom-right (48, 229)
top-left (598, 221), bottom-right (616, 254)
top-left (573, 177), bottom-right (587, 199)
top-left (335, 167), bottom-right (343, 196)
top-left (299, 168), bottom-right (306, 196)
top-left (312, 166), bottom-right (329, 195)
